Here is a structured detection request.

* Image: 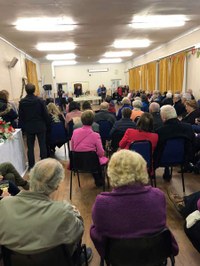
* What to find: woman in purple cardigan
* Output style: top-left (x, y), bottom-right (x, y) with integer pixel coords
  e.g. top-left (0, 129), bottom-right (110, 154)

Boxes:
top-left (90, 150), bottom-right (179, 257)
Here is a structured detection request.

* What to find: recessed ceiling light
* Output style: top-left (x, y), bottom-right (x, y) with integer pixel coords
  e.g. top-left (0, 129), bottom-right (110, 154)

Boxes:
top-left (99, 58), bottom-right (122, 64)
top-left (46, 53), bottom-right (76, 60)
top-left (15, 17), bottom-right (76, 31)
top-left (104, 51), bottom-right (133, 57)
top-left (131, 15), bottom-right (187, 29)
top-left (36, 42), bottom-right (76, 51)
top-left (52, 60), bottom-right (77, 66)
top-left (113, 39), bottom-right (150, 48)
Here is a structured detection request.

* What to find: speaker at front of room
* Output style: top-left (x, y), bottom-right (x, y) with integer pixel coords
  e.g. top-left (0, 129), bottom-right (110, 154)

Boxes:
top-left (43, 84), bottom-right (52, 91)
top-left (8, 57), bottom-right (18, 68)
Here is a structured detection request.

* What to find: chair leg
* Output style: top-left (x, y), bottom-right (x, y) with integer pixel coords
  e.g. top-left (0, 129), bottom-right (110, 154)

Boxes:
top-left (64, 143), bottom-right (67, 157)
top-left (70, 171), bottom-right (73, 200)
top-left (77, 171), bottom-right (81, 187)
top-left (170, 167), bottom-right (173, 176)
top-left (100, 258), bottom-right (104, 266)
top-left (82, 244), bottom-right (88, 266)
top-left (181, 165), bottom-right (185, 193)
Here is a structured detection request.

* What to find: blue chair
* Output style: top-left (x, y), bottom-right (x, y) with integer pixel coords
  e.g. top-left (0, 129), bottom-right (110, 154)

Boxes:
top-left (154, 138), bottom-right (186, 192)
top-left (101, 228), bottom-right (175, 266)
top-left (49, 122), bottom-right (69, 156)
top-left (129, 140), bottom-right (154, 186)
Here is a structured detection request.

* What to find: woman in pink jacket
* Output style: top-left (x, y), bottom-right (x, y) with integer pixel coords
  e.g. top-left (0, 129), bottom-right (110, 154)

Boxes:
top-left (71, 110), bottom-right (108, 187)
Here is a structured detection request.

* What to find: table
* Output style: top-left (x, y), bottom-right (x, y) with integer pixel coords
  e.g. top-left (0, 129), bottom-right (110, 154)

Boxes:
top-left (73, 95), bottom-right (101, 105)
top-left (0, 129), bottom-right (27, 176)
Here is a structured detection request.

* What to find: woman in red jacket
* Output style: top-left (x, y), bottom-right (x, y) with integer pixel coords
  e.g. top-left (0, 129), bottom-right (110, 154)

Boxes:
top-left (119, 112), bottom-right (158, 152)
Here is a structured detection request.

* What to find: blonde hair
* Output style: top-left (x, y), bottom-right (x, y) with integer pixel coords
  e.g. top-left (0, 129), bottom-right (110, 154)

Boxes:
top-left (107, 150), bottom-right (148, 188)
top-left (47, 103), bottom-right (62, 122)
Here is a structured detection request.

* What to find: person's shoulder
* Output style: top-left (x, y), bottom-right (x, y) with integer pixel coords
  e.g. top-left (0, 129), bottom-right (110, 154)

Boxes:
top-left (148, 186), bottom-right (165, 199)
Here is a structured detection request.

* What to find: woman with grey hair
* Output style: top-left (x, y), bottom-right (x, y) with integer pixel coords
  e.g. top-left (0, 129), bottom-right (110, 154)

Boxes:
top-left (90, 150), bottom-right (179, 258)
top-left (116, 97), bottom-right (133, 120)
top-left (0, 158), bottom-right (86, 259)
top-left (131, 99), bottom-right (144, 122)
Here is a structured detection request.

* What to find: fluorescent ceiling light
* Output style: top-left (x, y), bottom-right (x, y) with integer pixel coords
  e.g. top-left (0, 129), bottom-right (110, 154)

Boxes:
top-left (46, 53), bottom-right (76, 60)
top-left (52, 60), bottom-right (77, 66)
top-left (131, 15), bottom-right (187, 29)
top-left (113, 39), bottom-right (150, 48)
top-left (88, 68), bottom-right (109, 73)
top-left (99, 58), bottom-right (122, 64)
top-left (15, 17), bottom-right (76, 31)
top-left (36, 42), bottom-right (76, 51)
top-left (104, 51), bottom-right (133, 57)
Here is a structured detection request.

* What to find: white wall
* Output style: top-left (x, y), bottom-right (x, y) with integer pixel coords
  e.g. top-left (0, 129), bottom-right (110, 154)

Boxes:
top-left (0, 37), bottom-right (41, 100)
top-left (124, 27), bottom-right (200, 98)
top-left (40, 63), bottom-right (126, 95)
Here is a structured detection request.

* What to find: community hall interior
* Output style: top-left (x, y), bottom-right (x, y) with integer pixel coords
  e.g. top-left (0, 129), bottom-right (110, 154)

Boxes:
top-left (1, 0), bottom-right (200, 265)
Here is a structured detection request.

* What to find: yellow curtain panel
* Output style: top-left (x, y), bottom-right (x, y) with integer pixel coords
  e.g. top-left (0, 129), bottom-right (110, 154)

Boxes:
top-left (140, 64), bottom-right (147, 91)
top-left (159, 58), bottom-right (170, 94)
top-left (170, 52), bottom-right (185, 94)
top-left (129, 69), bottom-right (134, 91)
top-left (129, 67), bottom-right (141, 91)
top-left (147, 62), bottom-right (156, 92)
top-left (25, 59), bottom-right (40, 95)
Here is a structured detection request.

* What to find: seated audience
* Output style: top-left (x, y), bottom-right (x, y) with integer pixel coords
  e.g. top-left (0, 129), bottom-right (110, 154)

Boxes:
top-left (66, 97), bottom-right (74, 113)
top-left (0, 179), bottom-right (20, 197)
top-left (65, 101), bottom-right (82, 129)
top-left (149, 102), bottom-right (163, 130)
top-left (0, 158), bottom-right (87, 260)
top-left (155, 105), bottom-right (195, 181)
top-left (94, 102), bottom-right (116, 125)
top-left (182, 100), bottom-right (200, 125)
top-left (71, 110), bottom-right (108, 187)
top-left (105, 95), bottom-right (116, 114)
top-left (173, 93), bottom-right (186, 117)
top-left (130, 100), bottom-right (144, 122)
top-left (73, 101), bottom-right (99, 132)
top-left (141, 94), bottom-right (149, 112)
top-left (119, 113), bottom-right (158, 151)
top-left (116, 97), bottom-right (132, 120)
top-left (161, 92), bottom-right (173, 106)
top-left (150, 90), bottom-right (162, 104)
top-left (0, 162), bottom-right (29, 189)
top-left (0, 90), bottom-right (18, 128)
top-left (90, 150), bottom-right (179, 258)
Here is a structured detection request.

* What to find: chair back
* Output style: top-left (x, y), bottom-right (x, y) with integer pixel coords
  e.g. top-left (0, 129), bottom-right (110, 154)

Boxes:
top-left (129, 140), bottom-right (152, 169)
top-left (96, 120), bottom-right (113, 145)
top-left (70, 151), bottom-right (101, 173)
top-left (50, 122), bottom-right (68, 145)
top-left (1, 245), bottom-right (73, 266)
top-left (159, 138), bottom-right (185, 167)
top-left (104, 229), bottom-right (175, 266)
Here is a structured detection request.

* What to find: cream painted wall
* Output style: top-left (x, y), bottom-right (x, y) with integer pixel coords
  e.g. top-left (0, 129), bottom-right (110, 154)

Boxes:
top-left (0, 37), bottom-right (41, 100)
top-left (40, 63), bottom-right (126, 95)
top-left (124, 27), bottom-right (200, 98)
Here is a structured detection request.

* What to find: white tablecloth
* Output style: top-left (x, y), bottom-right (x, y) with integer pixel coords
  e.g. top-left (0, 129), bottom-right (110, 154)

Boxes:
top-left (73, 95), bottom-right (101, 104)
top-left (0, 129), bottom-right (27, 176)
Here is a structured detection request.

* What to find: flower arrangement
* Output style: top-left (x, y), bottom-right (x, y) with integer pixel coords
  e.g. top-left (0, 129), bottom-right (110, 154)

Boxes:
top-left (0, 117), bottom-right (15, 142)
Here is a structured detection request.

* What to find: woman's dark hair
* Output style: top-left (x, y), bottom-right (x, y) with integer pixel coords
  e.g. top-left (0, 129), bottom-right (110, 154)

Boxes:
top-left (67, 97), bottom-right (74, 104)
top-left (82, 101), bottom-right (92, 110)
top-left (105, 95), bottom-right (112, 103)
top-left (81, 110), bottom-right (94, 125)
top-left (137, 113), bottom-right (154, 132)
top-left (69, 101), bottom-right (80, 112)
top-left (141, 94), bottom-right (149, 104)
top-left (0, 90), bottom-right (8, 102)
top-left (122, 108), bottom-right (132, 118)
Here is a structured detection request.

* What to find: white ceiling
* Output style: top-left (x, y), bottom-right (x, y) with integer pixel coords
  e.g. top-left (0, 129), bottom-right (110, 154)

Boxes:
top-left (1, 0), bottom-right (200, 64)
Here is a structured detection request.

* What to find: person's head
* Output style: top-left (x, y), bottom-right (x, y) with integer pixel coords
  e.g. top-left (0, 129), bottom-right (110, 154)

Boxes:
top-left (185, 100), bottom-right (198, 113)
top-left (182, 92), bottom-right (191, 104)
top-left (81, 110), bottom-right (94, 125)
top-left (122, 108), bottom-right (132, 119)
top-left (173, 93), bottom-right (181, 103)
top-left (82, 101), bottom-right (92, 111)
top-left (1, 90), bottom-right (9, 101)
top-left (132, 99), bottom-right (142, 110)
top-left (47, 102), bottom-right (61, 116)
top-left (67, 97), bottom-right (74, 104)
top-left (121, 97), bottom-right (131, 106)
top-left (0, 90), bottom-right (8, 102)
top-left (141, 94), bottom-right (148, 103)
top-left (69, 101), bottom-right (80, 112)
top-left (108, 150), bottom-right (148, 188)
top-left (160, 105), bottom-right (177, 122)
top-left (100, 102), bottom-right (109, 110)
top-left (25, 83), bottom-right (35, 95)
top-left (166, 92), bottom-right (172, 98)
top-left (149, 102), bottom-right (160, 113)
top-left (29, 158), bottom-right (64, 196)
top-left (105, 95), bottom-right (112, 103)
top-left (137, 113), bottom-right (154, 132)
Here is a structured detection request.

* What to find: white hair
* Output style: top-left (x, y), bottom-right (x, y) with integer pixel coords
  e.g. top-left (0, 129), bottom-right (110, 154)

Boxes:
top-left (166, 92), bottom-right (172, 98)
top-left (132, 100), bottom-right (142, 109)
top-left (160, 105), bottom-right (177, 121)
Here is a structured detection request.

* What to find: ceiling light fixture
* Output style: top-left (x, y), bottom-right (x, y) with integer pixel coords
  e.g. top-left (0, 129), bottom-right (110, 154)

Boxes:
top-left (36, 42), bottom-right (76, 51)
top-left (104, 51), bottom-right (133, 57)
top-left (46, 53), bottom-right (76, 60)
top-left (52, 60), bottom-right (77, 66)
top-left (15, 17), bottom-right (76, 31)
top-left (113, 39), bottom-right (150, 48)
top-left (88, 68), bottom-right (109, 73)
top-left (131, 15), bottom-right (187, 29)
top-left (99, 58), bottom-right (122, 64)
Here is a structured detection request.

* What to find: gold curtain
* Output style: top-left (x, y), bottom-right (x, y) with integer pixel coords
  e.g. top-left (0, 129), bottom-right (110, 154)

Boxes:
top-left (159, 58), bottom-right (170, 94)
top-left (129, 67), bottom-right (141, 91)
top-left (129, 69), bottom-right (134, 91)
top-left (147, 62), bottom-right (156, 91)
top-left (140, 64), bottom-right (147, 91)
top-left (25, 59), bottom-right (40, 95)
top-left (170, 52), bottom-right (185, 94)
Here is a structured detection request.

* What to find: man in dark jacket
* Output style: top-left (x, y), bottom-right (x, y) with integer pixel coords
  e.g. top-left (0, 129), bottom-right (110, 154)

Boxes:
top-left (149, 102), bottom-right (163, 131)
top-left (19, 83), bottom-right (49, 169)
top-left (155, 105), bottom-right (195, 181)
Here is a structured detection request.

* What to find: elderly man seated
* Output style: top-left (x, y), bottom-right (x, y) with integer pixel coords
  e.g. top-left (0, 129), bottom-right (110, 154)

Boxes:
top-left (0, 158), bottom-right (92, 264)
